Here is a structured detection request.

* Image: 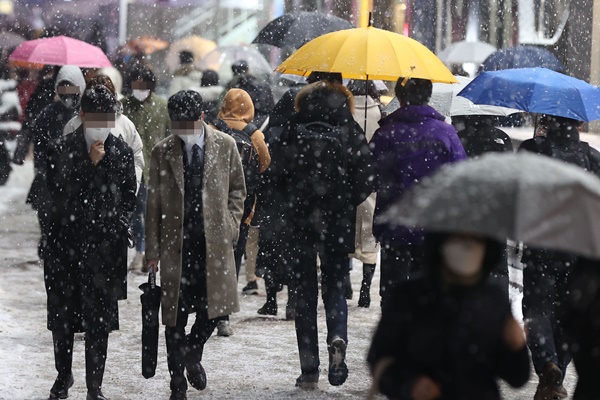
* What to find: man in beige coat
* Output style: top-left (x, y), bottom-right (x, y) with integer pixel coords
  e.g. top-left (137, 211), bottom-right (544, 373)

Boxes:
top-left (145, 90), bottom-right (246, 400)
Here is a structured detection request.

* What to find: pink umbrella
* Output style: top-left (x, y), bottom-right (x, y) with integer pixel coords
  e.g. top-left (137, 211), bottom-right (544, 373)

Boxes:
top-left (9, 36), bottom-right (111, 68)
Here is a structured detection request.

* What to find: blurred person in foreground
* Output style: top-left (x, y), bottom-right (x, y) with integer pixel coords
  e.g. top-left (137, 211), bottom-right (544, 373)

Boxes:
top-left (371, 77), bottom-right (467, 314)
top-left (518, 115), bottom-right (600, 400)
top-left (27, 65), bottom-right (86, 260)
top-left (345, 79), bottom-right (381, 307)
top-left (276, 81), bottom-right (373, 389)
top-left (144, 90), bottom-right (245, 400)
top-left (64, 75), bottom-right (144, 193)
top-left (367, 232), bottom-right (530, 399)
top-left (45, 85), bottom-right (136, 400)
top-left (122, 65), bottom-right (170, 272)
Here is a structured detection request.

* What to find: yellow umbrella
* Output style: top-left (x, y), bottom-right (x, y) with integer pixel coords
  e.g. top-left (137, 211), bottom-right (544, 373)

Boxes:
top-left (166, 35), bottom-right (217, 73)
top-left (276, 26), bottom-right (457, 83)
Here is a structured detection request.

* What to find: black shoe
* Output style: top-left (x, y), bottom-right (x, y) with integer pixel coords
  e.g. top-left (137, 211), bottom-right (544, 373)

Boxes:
top-left (258, 300), bottom-right (277, 316)
top-left (328, 338), bottom-right (348, 386)
top-left (86, 389), bottom-right (107, 400)
top-left (242, 280), bottom-right (259, 295)
top-left (358, 286), bottom-right (371, 308)
top-left (295, 372), bottom-right (319, 389)
top-left (169, 392), bottom-right (187, 400)
top-left (49, 373), bottom-right (74, 400)
top-left (186, 361), bottom-right (207, 391)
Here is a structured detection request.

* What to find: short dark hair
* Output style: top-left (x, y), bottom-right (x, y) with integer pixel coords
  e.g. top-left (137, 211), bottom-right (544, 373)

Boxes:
top-left (86, 75), bottom-right (116, 96)
top-left (231, 60), bottom-right (249, 75)
top-left (201, 70), bottom-right (220, 87)
top-left (81, 85), bottom-right (118, 114)
top-left (168, 90), bottom-right (204, 121)
top-left (128, 65), bottom-right (156, 90)
top-left (395, 77), bottom-right (432, 106)
top-left (179, 50), bottom-right (194, 65)
top-left (347, 80), bottom-right (378, 98)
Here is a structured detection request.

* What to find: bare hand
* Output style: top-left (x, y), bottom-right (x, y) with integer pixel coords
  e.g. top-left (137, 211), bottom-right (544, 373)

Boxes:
top-left (89, 141), bottom-right (106, 165)
top-left (411, 376), bottom-right (442, 400)
top-left (503, 317), bottom-right (526, 352)
top-left (143, 258), bottom-right (159, 273)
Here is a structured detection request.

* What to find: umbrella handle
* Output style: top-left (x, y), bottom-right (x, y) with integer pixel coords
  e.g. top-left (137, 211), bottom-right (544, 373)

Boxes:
top-left (149, 269), bottom-right (156, 290)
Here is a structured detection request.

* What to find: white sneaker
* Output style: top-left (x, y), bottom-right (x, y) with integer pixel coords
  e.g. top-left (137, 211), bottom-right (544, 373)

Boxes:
top-left (129, 252), bottom-right (144, 272)
top-left (216, 320), bottom-right (233, 337)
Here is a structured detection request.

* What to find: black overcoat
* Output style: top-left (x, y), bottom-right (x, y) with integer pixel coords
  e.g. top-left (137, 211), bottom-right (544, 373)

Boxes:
top-left (45, 126), bottom-right (136, 334)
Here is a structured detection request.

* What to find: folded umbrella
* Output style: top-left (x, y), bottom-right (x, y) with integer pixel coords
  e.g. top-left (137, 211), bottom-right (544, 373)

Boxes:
top-left (381, 152), bottom-right (600, 259)
top-left (457, 67), bottom-right (600, 122)
top-left (9, 36), bottom-right (111, 68)
top-left (139, 270), bottom-right (161, 379)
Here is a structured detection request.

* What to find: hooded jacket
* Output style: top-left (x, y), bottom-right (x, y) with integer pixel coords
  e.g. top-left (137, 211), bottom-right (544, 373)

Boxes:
top-left (219, 88), bottom-right (270, 173)
top-left (27, 66), bottom-right (86, 210)
top-left (371, 105), bottom-right (467, 247)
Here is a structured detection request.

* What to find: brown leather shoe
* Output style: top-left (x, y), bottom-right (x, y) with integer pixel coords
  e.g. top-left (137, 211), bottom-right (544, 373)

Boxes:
top-left (534, 362), bottom-right (562, 400)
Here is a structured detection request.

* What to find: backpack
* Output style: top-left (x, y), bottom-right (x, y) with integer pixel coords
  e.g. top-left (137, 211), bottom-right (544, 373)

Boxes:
top-left (228, 122), bottom-right (261, 219)
top-left (290, 121), bottom-right (349, 214)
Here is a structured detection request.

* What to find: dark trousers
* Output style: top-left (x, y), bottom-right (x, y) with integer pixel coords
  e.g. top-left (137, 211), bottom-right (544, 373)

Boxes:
top-left (52, 329), bottom-right (109, 392)
top-left (165, 301), bottom-right (218, 393)
top-left (522, 259), bottom-right (572, 380)
top-left (37, 205), bottom-right (50, 259)
top-left (234, 223), bottom-right (250, 278)
top-left (379, 244), bottom-right (424, 315)
top-left (293, 245), bottom-right (349, 375)
top-left (132, 179), bottom-right (147, 253)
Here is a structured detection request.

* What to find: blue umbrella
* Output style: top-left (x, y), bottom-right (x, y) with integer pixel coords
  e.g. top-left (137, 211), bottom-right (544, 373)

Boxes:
top-left (457, 67), bottom-right (600, 122)
top-left (480, 45), bottom-right (564, 72)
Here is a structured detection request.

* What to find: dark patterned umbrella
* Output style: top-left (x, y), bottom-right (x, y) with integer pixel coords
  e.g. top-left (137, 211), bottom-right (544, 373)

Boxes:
top-left (139, 270), bottom-right (161, 379)
top-left (252, 11), bottom-right (353, 50)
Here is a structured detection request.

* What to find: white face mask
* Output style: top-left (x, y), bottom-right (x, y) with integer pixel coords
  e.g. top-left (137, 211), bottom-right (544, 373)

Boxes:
top-left (175, 131), bottom-right (203, 146)
top-left (441, 237), bottom-right (485, 278)
top-left (85, 127), bottom-right (111, 143)
top-left (132, 89), bottom-right (150, 102)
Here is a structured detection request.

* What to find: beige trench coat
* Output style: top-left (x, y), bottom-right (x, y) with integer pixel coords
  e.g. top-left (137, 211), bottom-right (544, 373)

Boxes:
top-left (145, 123), bottom-right (246, 326)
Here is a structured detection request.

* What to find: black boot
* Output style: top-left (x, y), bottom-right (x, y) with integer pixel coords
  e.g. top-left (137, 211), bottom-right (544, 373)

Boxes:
top-left (258, 284), bottom-right (278, 315)
top-left (344, 271), bottom-right (353, 300)
top-left (358, 264), bottom-right (375, 308)
top-left (49, 331), bottom-right (74, 400)
top-left (85, 332), bottom-right (109, 399)
top-left (285, 284), bottom-right (297, 320)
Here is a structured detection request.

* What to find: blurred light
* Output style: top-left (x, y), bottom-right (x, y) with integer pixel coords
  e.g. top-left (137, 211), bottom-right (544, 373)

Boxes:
top-left (0, 0), bottom-right (14, 15)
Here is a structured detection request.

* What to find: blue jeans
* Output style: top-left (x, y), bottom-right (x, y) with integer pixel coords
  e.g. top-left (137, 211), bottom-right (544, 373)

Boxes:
top-left (132, 179), bottom-right (147, 253)
top-left (292, 243), bottom-right (349, 375)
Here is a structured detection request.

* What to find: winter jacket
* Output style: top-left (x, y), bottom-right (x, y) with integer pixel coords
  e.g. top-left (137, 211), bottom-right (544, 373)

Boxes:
top-left (371, 105), bottom-right (467, 247)
top-left (122, 92), bottom-right (170, 178)
top-left (63, 108), bottom-right (144, 192)
top-left (168, 64), bottom-right (203, 97)
top-left (367, 233), bottom-right (530, 400)
top-left (27, 66), bottom-right (86, 211)
top-left (45, 127), bottom-right (136, 333)
top-left (145, 123), bottom-right (246, 324)
top-left (454, 116), bottom-right (514, 157)
top-left (265, 86), bottom-right (302, 144)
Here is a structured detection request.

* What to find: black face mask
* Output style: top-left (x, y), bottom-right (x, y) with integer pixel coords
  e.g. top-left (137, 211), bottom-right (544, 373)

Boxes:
top-left (58, 93), bottom-right (80, 109)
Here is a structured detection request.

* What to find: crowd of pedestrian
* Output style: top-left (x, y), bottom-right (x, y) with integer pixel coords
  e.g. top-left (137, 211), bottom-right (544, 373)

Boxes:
top-left (1, 37), bottom-right (600, 400)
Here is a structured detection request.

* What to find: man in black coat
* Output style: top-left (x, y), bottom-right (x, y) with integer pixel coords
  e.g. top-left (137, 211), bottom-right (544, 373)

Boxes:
top-left (276, 81), bottom-right (373, 389)
top-left (518, 115), bottom-right (600, 400)
top-left (452, 115), bottom-right (514, 157)
top-left (45, 85), bottom-right (136, 400)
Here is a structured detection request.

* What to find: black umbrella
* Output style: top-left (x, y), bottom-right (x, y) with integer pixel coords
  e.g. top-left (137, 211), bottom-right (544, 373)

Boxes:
top-left (252, 11), bottom-right (353, 50)
top-left (480, 45), bottom-right (564, 72)
top-left (139, 269), bottom-right (161, 379)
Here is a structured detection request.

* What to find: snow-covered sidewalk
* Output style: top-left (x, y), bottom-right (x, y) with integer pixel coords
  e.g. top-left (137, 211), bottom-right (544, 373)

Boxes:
top-left (0, 160), bottom-right (575, 399)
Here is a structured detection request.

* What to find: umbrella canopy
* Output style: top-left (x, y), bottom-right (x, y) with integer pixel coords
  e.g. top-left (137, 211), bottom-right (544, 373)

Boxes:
top-left (457, 67), bottom-right (600, 122)
top-left (438, 40), bottom-right (496, 65)
top-left (0, 31), bottom-right (25, 49)
top-left (199, 45), bottom-right (273, 83)
top-left (252, 11), bottom-right (353, 50)
top-left (9, 36), bottom-right (111, 68)
top-left (166, 35), bottom-right (217, 73)
top-left (431, 75), bottom-right (520, 117)
top-left (125, 36), bottom-right (168, 56)
top-left (381, 152), bottom-right (600, 259)
top-left (481, 45), bottom-right (564, 72)
top-left (139, 270), bottom-right (161, 379)
top-left (276, 26), bottom-right (457, 83)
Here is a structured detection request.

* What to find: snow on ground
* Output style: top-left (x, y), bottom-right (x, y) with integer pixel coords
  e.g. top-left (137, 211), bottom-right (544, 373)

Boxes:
top-left (0, 160), bottom-right (576, 399)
